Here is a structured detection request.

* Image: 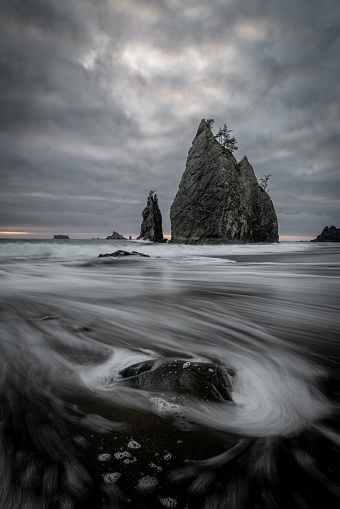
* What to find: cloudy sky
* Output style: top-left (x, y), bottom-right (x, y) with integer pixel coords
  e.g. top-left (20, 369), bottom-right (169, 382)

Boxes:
top-left (1, 0), bottom-right (339, 240)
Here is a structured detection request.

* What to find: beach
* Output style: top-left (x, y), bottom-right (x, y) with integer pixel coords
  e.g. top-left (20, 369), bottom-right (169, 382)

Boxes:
top-left (0, 239), bottom-right (339, 508)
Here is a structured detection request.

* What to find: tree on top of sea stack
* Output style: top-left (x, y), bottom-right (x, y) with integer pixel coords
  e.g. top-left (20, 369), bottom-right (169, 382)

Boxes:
top-left (215, 124), bottom-right (238, 153)
top-left (170, 119), bottom-right (279, 244)
top-left (137, 191), bottom-right (164, 243)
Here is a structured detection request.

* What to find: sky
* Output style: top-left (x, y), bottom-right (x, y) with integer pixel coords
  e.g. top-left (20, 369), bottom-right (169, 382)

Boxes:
top-left (0, 0), bottom-right (339, 240)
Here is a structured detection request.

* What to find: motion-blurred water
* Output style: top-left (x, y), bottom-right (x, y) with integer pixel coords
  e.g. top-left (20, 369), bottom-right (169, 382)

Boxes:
top-left (0, 239), bottom-right (339, 508)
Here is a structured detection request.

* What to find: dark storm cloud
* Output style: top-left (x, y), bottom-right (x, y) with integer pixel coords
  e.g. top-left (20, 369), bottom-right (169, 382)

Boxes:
top-left (0, 0), bottom-right (339, 237)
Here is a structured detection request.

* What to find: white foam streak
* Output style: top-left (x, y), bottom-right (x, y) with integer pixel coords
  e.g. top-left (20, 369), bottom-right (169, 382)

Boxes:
top-left (0, 239), bottom-right (314, 263)
top-left (187, 356), bottom-right (330, 436)
top-left (0, 241), bottom-right (338, 441)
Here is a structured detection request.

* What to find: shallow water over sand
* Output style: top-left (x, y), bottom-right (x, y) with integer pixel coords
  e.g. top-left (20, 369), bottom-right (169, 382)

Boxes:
top-left (0, 240), bottom-right (339, 508)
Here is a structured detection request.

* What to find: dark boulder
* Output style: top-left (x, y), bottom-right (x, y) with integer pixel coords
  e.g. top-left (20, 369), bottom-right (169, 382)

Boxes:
top-left (53, 235), bottom-right (69, 239)
top-left (137, 191), bottom-right (164, 242)
top-left (98, 250), bottom-right (150, 258)
top-left (311, 226), bottom-right (340, 242)
top-left (170, 119), bottom-right (278, 243)
top-left (118, 358), bottom-right (233, 402)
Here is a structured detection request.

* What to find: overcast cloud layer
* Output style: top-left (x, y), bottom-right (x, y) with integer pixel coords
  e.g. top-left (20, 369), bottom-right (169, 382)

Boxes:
top-left (1, 0), bottom-right (339, 239)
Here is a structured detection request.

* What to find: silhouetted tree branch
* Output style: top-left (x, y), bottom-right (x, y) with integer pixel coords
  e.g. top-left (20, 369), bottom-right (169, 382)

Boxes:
top-left (259, 175), bottom-right (271, 192)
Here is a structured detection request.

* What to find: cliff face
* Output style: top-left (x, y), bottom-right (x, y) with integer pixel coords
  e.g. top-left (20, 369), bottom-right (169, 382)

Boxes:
top-left (238, 157), bottom-right (279, 243)
top-left (170, 119), bottom-right (278, 244)
top-left (137, 192), bottom-right (164, 242)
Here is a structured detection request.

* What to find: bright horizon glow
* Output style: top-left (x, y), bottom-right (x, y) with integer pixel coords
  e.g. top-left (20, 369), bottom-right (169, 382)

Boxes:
top-left (0, 231), bottom-right (29, 235)
top-left (279, 235), bottom-right (313, 241)
top-left (0, 231), bottom-right (314, 242)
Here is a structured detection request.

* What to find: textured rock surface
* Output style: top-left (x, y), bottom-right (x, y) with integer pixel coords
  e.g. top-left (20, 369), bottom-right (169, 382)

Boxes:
top-left (98, 250), bottom-right (150, 258)
top-left (238, 156), bottom-right (279, 242)
top-left (118, 358), bottom-right (233, 402)
top-left (106, 230), bottom-right (125, 239)
top-left (137, 191), bottom-right (164, 242)
top-left (170, 119), bottom-right (279, 243)
top-left (311, 226), bottom-right (340, 242)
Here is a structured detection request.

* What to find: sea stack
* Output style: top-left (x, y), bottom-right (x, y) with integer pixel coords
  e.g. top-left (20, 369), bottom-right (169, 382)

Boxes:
top-left (170, 119), bottom-right (279, 243)
top-left (137, 191), bottom-right (164, 242)
top-left (106, 230), bottom-right (125, 240)
top-left (311, 226), bottom-right (340, 242)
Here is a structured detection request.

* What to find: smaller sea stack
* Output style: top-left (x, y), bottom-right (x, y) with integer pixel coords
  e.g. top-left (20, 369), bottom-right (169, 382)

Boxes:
top-left (137, 191), bottom-right (164, 242)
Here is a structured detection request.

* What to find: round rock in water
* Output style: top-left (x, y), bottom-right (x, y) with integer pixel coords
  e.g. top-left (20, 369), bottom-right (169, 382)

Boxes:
top-left (118, 358), bottom-right (233, 402)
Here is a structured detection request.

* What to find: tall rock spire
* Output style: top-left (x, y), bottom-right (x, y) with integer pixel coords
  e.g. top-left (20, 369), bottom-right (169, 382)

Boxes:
top-left (137, 191), bottom-right (164, 242)
top-left (170, 119), bottom-right (278, 243)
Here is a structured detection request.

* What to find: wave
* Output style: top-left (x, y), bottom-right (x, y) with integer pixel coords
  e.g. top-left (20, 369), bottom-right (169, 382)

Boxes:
top-left (0, 239), bottom-right (314, 263)
top-left (0, 244), bottom-right (339, 508)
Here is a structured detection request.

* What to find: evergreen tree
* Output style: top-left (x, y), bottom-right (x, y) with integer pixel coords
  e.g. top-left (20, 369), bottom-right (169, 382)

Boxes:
top-left (215, 124), bottom-right (238, 152)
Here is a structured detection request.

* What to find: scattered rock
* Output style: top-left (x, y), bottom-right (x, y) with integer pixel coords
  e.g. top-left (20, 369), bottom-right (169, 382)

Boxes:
top-left (102, 472), bottom-right (121, 484)
top-left (137, 191), bottom-right (164, 242)
top-left (159, 497), bottom-right (178, 508)
top-left (170, 119), bottom-right (278, 243)
top-left (98, 250), bottom-right (150, 258)
top-left (311, 226), bottom-right (340, 242)
top-left (53, 235), bottom-right (69, 239)
top-left (136, 475), bottom-right (159, 493)
top-left (127, 439), bottom-right (141, 449)
top-left (106, 231), bottom-right (126, 240)
top-left (98, 453), bottom-right (112, 462)
top-left (118, 358), bottom-right (233, 402)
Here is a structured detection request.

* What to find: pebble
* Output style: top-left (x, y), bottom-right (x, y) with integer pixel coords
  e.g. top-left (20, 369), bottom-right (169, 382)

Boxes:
top-left (127, 439), bottom-right (141, 449)
top-left (114, 451), bottom-right (131, 459)
top-left (98, 453), bottom-right (111, 462)
top-left (159, 497), bottom-right (178, 507)
top-left (136, 475), bottom-right (158, 492)
top-left (102, 472), bottom-right (121, 484)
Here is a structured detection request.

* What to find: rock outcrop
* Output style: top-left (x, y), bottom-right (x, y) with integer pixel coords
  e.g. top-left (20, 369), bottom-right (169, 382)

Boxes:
top-left (137, 191), bottom-right (164, 242)
top-left (311, 226), bottom-right (340, 242)
top-left (98, 250), bottom-right (150, 258)
top-left (106, 230), bottom-right (125, 239)
top-left (118, 358), bottom-right (233, 402)
top-left (170, 119), bottom-right (279, 243)
top-left (53, 235), bottom-right (69, 239)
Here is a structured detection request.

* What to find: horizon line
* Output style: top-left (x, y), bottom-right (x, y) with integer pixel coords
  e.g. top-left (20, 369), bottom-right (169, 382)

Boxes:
top-left (0, 232), bottom-right (315, 241)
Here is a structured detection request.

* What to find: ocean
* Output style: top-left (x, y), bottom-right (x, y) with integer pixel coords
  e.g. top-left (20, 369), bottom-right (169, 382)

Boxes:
top-left (0, 239), bottom-right (339, 508)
